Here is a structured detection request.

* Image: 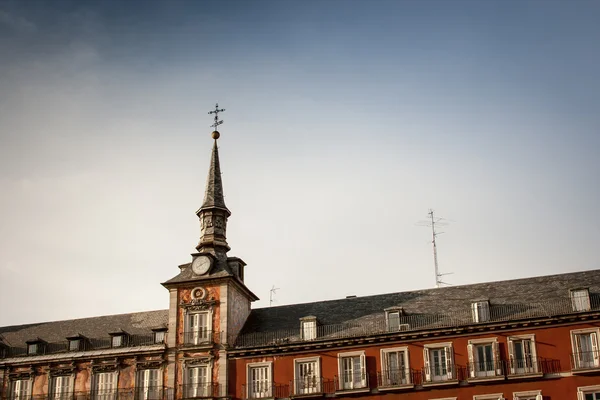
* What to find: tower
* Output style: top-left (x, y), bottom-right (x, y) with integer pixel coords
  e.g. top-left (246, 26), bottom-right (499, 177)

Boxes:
top-left (162, 108), bottom-right (258, 396)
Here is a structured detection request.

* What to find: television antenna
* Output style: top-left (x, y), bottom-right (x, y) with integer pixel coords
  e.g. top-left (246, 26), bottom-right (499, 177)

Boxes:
top-left (269, 285), bottom-right (280, 307)
top-left (417, 209), bottom-right (453, 288)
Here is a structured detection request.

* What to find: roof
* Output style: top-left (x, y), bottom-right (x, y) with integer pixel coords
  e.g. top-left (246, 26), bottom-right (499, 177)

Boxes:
top-left (237, 269), bottom-right (600, 343)
top-left (0, 310), bottom-right (168, 350)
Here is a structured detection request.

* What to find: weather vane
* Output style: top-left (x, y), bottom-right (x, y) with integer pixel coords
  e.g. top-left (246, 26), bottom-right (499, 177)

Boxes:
top-left (208, 103), bottom-right (225, 131)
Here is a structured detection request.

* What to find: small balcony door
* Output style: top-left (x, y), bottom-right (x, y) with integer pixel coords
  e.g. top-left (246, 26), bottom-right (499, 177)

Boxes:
top-left (188, 313), bottom-right (210, 344)
top-left (575, 332), bottom-right (599, 369)
top-left (95, 373), bottom-right (116, 400)
top-left (513, 339), bottom-right (535, 373)
top-left (340, 355), bottom-right (365, 389)
top-left (138, 369), bottom-right (161, 400)
top-left (187, 366), bottom-right (209, 398)
top-left (296, 360), bottom-right (319, 394)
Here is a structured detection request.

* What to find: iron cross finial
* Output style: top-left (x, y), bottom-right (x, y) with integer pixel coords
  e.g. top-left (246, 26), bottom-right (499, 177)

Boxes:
top-left (208, 103), bottom-right (225, 130)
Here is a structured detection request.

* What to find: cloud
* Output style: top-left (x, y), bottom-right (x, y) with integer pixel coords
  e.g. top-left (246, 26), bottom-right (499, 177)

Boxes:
top-left (0, 9), bottom-right (37, 34)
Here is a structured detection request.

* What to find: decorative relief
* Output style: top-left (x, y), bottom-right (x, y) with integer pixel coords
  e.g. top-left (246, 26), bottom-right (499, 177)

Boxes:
top-left (90, 358), bottom-right (119, 373)
top-left (191, 287), bottom-right (207, 300)
top-left (49, 362), bottom-right (76, 376)
top-left (184, 356), bottom-right (213, 367)
top-left (8, 367), bottom-right (35, 379)
top-left (180, 299), bottom-right (218, 311)
top-left (135, 358), bottom-right (164, 370)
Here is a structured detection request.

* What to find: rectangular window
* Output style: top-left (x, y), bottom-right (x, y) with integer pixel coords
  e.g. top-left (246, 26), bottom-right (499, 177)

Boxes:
top-left (301, 321), bottom-right (316, 341)
top-left (423, 344), bottom-right (454, 383)
top-left (95, 372), bottom-right (116, 400)
top-left (27, 343), bottom-right (38, 355)
top-left (188, 312), bottom-right (210, 344)
top-left (187, 366), bottom-right (210, 398)
top-left (138, 369), bottom-right (161, 400)
top-left (248, 364), bottom-right (271, 399)
top-left (573, 331), bottom-right (600, 369)
top-left (471, 301), bottom-right (490, 323)
top-left (295, 358), bottom-right (320, 395)
top-left (154, 331), bottom-right (165, 344)
top-left (338, 352), bottom-right (366, 390)
top-left (112, 335), bottom-right (123, 348)
top-left (468, 340), bottom-right (501, 378)
top-left (508, 336), bottom-right (538, 375)
top-left (578, 385), bottom-right (600, 400)
top-left (572, 289), bottom-right (591, 312)
top-left (69, 339), bottom-right (80, 352)
top-left (380, 348), bottom-right (409, 386)
top-left (52, 376), bottom-right (73, 400)
top-left (11, 379), bottom-right (31, 400)
top-left (513, 391), bottom-right (542, 400)
top-left (387, 311), bottom-right (400, 332)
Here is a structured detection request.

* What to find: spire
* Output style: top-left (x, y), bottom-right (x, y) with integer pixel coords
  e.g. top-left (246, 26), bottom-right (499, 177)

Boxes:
top-left (200, 137), bottom-right (230, 214)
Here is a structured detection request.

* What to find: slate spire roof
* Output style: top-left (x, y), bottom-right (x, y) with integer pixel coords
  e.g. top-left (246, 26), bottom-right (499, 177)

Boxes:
top-left (199, 139), bottom-right (230, 215)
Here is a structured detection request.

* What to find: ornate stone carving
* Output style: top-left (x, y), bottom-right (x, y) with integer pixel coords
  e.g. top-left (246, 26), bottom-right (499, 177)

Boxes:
top-left (90, 358), bottom-right (119, 373)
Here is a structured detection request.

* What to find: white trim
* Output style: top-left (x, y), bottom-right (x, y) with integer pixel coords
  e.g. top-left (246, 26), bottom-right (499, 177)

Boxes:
top-left (380, 346), bottom-right (410, 385)
top-left (468, 337), bottom-right (498, 344)
top-left (513, 390), bottom-right (541, 400)
top-left (423, 341), bottom-right (453, 349)
top-left (137, 368), bottom-right (163, 400)
top-left (293, 356), bottom-right (321, 395)
top-left (430, 398), bottom-right (457, 400)
top-left (246, 361), bottom-right (273, 399)
top-left (570, 328), bottom-right (600, 369)
top-left (473, 394), bottom-right (503, 400)
top-left (337, 350), bottom-right (366, 390)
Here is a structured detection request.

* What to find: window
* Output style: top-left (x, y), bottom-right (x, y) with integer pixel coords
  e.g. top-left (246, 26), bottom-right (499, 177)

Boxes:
top-left (423, 343), bottom-right (454, 383)
top-left (571, 289), bottom-right (591, 312)
top-left (51, 375), bottom-right (73, 400)
top-left (380, 347), bottom-right (410, 386)
top-left (387, 311), bottom-right (400, 332)
top-left (138, 369), bottom-right (161, 400)
top-left (467, 338), bottom-right (501, 378)
top-left (578, 385), bottom-right (600, 400)
top-left (94, 372), bottom-right (117, 400)
top-left (247, 362), bottom-right (272, 399)
top-left (294, 357), bottom-right (320, 394)
top-left (11, 379), bottom-right (31, 400)
top-left (27, 343), bottom-right (38, 355)
top-left (472, 301), bottom-right (490, 323)
top-left (508, 335), bottom-right (538, 375)
top-left (513, 390), bottom-right (543, 400)
top-left (473, 395), bottom-right (504, 400)
top-left (300, 317), bottom-right (317, 341)
top-left (572, 329), bottom-right (600, 369)
top-left (69, 339), bottom-right (81, 351)
top-left (187, 312), bottom-right (211, 344)
top-left (153, 331), bottom-right (166, 344)
top-left (338, 351), bottom-right (366, 390)
top-left (111, 335), bottom-right (123, 347)
top-left (187, 365), bottom-right (210, 398)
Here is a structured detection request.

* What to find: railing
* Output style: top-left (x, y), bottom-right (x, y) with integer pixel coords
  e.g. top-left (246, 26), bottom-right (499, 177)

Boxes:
top-left (376, 369), bottom-right (413, 387)
top-left (466, 360), bottom-right (504, 379)
top-left (181, 331), bottom-right (219, 346)
top-left (233, 295), bottom-right (600, 348)
top-left (571, 350), bottom-right (600, 370)
top-left (289, 378), bottom-right (335, 396)
top-left (241, 383), bottom-right (289, 400)
top-left (3, 335), bottom-right (162, 359)
top-left (422, 364), bottom-right (465, 384)
top-left (179, 384), bottom-right (224, 399)
top-left (1, 389), bottom-right (174, 400)
top-left (334, 372), bottom-right (370, 391)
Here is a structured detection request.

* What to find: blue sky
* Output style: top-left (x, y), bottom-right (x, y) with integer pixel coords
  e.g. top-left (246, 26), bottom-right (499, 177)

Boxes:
top-left (0, 0), bottom-right (599, 326)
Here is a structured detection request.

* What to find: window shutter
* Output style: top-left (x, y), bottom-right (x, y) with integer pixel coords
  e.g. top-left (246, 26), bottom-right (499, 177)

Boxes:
top-left (467, 344), bottom-right (475, 378)
top-left (471, 303), bottom-right (479, 322)
top-left (591, 332), bottom-right (599, 367)
top-left (507, 339), bottom-right (515, 374)
top-left (535, 394), bottom-right (543, 400)
top-left (528, 337), bottom-right (538, 373)
top-left (577, 391), bottom-right (584, 400)
top-left (360, 353), bottom-right (367, 387)
top-left (493, 341), bottom-right (502, 375)
top-left (444, 346), bottom-right (454, 380)
top-left (423, 349), bottom-right (431, 382)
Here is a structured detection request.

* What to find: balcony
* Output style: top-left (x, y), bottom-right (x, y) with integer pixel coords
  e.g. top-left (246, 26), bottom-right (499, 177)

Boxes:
top-left (290, 378), bottom-right (335, 397)
top-left (466, 360), bottom-right (505, 382)
top-left (422, 364), bottom-right (464, 386)
top-left (505, 357), bottom-right (548, 379)
top-left (241, 383), bottom-right (290, 400)
top-left (571, 350), bottom-right (600, 373)
top-left (181, 331), bottom-right (219, 347)
top-left (334, 372), bottom-right (370, 393)
top-left (376, 369), bottom-right (414, 390)
top-left (2, 389), bottom-right (174, 400)
top-left (179, 384), bottom-right (225, 399)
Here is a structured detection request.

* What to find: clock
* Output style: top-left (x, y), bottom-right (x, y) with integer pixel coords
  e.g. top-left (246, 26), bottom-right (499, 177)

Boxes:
top-left (191, 255), bottom-right (212, 275)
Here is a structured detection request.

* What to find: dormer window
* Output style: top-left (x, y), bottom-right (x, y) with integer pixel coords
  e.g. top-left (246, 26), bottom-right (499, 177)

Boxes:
top-left (26, 339), bottom-right (45, 355)
top-left (300, 316), bottom-right (317, 340)
top-left (66, 335), bottom-right (85, 351)
top-left (27, 343), bottom-right (38, 355)
top-left (571, 288), bottom-right (591, 312)
top-left (153, 329), bottom-right (167, 344)
top-left (109, 331), bottom-right (128, 348)
top-left (471, 301), bottom-right (490, 323)
top-left (385, 307), bottom-right (407, 332)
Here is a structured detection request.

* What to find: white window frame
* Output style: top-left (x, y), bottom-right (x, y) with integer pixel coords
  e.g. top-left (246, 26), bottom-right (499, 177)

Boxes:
top-left (11, 379), bottom-right (32, 400)
top-left (111, 335), bottom-right (124, 348)
top-left (137, 369), bottom-right (162, 400)
top-left (513, 390), bottom-right (542, 400)
top-left (186, 310), bottom-right (212, 344)
top-left (94, 371), bottom-right (118, 400)
top-left (246, 361), bottom-right (272, 399)
top-left (578, 385), bottom-right (600, 400)
top-left (300, 318), bottom-right (317, 341)
top-left (51, 375), bottom-right (74, 400)
top-left (430, 398), bottom-right (457, 400)
top-left (467, 337), bottom-right (502, 378)
top-left (293, 356), bottom-right (320, 395)
top-left (507, 334), bottom-right (539, 375)
top-left (473, 394), bottom-right (504, 400)
top-left (380, 346), bottom-right (410, 386)
top-left (27, 343), bottom-right (38, 355)
top-left (386, 310), bottom-right (401, 332)
top-left (186, 364), bottom-right (212, 398)
top-left (571, 328), bottom-right (600, 369)
top-left (153, 331), bottom-right (166, 344)
top-left (423, 342), bottom-right (454, 383)
top-left (472, 301), bottom-right (490, 323)
top-left (571, 288), bottom-right (591, 312)
top-left (68, 339), bottom-right (81, 351)
top-left (337, 350), bottom-right (367, 390)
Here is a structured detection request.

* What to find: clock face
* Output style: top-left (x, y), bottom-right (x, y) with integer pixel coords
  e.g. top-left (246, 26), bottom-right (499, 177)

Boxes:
top-left (191, 256), bottom-right (211, 275)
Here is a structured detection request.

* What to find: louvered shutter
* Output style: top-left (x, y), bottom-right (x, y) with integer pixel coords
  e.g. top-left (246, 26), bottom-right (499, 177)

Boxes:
top-left (493, 341), bottom-right (502, 375)
top-left (467, 344), bottom-right (475, 377)
top-left (471, 303), bottom-right (479, 322)
top-left (507, 339), bottom-right (515, 374)
top-left (423, 349), bottom-right (431, 382)
top-left (590, 332), bottom-right (600, 367)
top-left (535, 394), bottom-right (543, 400)
top-left (576, 391), bottom-right (584, 400)
top-left (444, 347), bottom-right (453, 380)
top-left (529, 337), bottom-right (538, 373)
top-left (574, 334), bottom-right (583, 368)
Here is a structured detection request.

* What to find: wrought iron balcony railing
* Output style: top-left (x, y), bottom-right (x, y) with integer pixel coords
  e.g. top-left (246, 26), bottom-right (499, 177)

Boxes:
top-left (334, 372), bottom-right (370, 391)
top-left (290, 377), bottom-right (335, 396)
top-left (376, 369), bottom-right (413, 387)
top-left (241, 383), bottom-right (289, 400)
top-left (571, 350), bottom-right (600, 370)
top-left (179, 384), bottom-right (224, 399)
top-left (422, 364), bottom-right (464, 384)
top-left (1, 389), bottom-right (174, 400)
top-left (466, 360), bottom-right (505, 379)
top-left (181, 331), bottom-right (220, 346)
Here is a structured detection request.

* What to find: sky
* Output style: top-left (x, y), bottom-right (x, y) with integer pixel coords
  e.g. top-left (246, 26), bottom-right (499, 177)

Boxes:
top-left (0, 0), bottom-right (599, 326)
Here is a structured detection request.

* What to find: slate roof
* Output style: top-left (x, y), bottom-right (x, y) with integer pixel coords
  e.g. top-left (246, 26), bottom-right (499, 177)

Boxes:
top-left (238, 269), bottom-right (600, 340)
top-left (0, 310), bottom-right (168, 349)
top-left (162, 259), bottom-right (234, 285)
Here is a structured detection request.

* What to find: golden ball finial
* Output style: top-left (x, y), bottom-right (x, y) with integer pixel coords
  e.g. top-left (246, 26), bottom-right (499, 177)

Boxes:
top-left (211, 131), bottom-right (220, 140)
